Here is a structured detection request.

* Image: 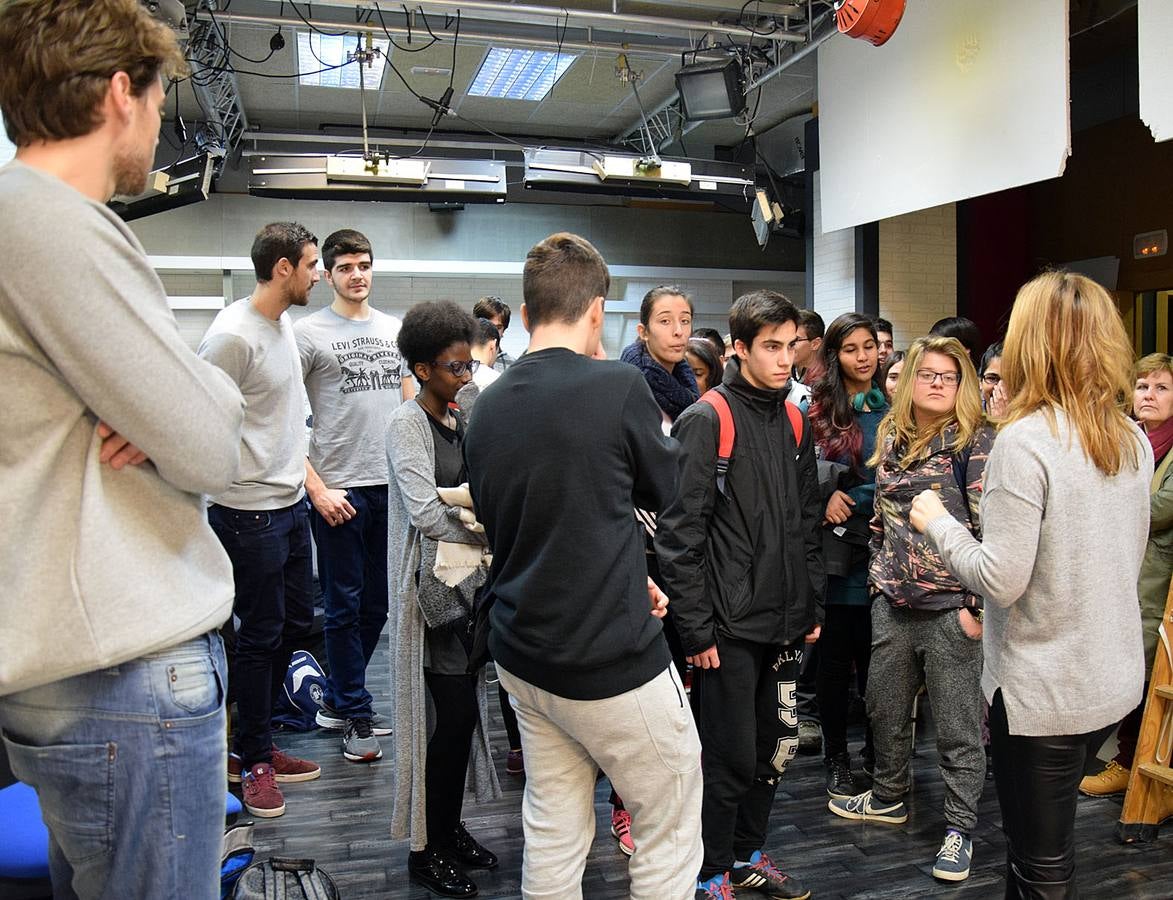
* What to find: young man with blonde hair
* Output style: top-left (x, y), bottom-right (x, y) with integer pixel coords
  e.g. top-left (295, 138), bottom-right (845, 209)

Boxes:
top-left (0, 2), bottom-right (245, 897)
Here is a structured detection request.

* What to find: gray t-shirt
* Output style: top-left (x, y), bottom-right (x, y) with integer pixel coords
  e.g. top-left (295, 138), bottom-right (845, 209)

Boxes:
top-left (295, 307), bottom-right (408, 487)
top-left (199, 298), bottom-right (307, 510)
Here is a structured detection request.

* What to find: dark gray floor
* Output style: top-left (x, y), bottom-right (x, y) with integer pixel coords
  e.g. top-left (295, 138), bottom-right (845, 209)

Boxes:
top-left (247, 636), bottom-right (1173, 899)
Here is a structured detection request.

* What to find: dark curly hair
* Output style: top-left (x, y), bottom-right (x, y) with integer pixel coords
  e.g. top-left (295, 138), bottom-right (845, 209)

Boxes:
top-left (398, 300), bottom-right (477, 371)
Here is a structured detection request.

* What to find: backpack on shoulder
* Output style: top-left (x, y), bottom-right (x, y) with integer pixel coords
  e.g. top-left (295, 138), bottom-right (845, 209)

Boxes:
top-left (698, 387), bottom-right (804, 496)
top-left (231, 856), bottom-right (341, 900)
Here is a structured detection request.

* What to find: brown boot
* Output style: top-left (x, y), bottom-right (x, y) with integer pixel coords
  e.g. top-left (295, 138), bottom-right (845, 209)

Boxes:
top-left (1078, 759), bottom-right (1130, 797)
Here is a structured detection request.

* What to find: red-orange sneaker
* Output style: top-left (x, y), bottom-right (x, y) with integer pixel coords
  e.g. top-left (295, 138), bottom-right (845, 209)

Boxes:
top-left (242, 763), bottom-right (285, 818)
top-left (229, 747), bottom-right (320, 784)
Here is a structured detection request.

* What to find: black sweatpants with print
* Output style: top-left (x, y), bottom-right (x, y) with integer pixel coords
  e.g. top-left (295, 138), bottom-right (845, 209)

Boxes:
top-left (694, 636), bottom-right (803, 880)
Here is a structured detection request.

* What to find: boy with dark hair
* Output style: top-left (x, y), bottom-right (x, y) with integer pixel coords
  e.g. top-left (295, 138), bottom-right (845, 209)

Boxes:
top-left (656, 289), bottom-right (824, 900)
top-left (464, 232), bottom-right (703, 900)
top-left (473, 295), bottom-right (516, 371)
top-left (0, 2), bottom-right (244, 894)
top-left (295, 227), bottom-right (414, 763)
top-left (692, 327), bottom-right (727, 367)
top-left (794, 309), bottom-right (825, 383)
top-left (874, 317), bottom-right (895, 367)
top-left (201, 222), bottom-right (323, 818)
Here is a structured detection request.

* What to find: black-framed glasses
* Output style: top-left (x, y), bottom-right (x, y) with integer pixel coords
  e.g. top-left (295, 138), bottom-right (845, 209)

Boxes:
top-left (430, 359), bottom-right (480, 377)
top-left (981, 373), bottom-right (1002, 385)
top-left (915, 369), bottom-right (961, 387)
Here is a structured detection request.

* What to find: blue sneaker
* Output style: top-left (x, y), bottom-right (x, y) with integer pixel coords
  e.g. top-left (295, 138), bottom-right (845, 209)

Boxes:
top-left (932, 829), bottom-right (973, 881)
top-left (696, 872), bottom-right (734, 899)
top-left (828, 789), bottom-right (908, 824)
top-left (730, 851), bottom-right (810, 899)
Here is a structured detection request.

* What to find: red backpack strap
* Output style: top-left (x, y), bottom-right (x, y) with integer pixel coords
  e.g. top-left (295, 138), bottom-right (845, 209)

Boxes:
top-left (785, 400), bottom-right (804, 446)
top-left (698, 388), bottom-right (735, 496)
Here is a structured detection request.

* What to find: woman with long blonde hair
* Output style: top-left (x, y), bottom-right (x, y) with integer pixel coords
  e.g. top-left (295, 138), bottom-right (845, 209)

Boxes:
top-left (911, 272), bottom-right (1151, 899)
top-left (828, 337), bottom-right (994, 883)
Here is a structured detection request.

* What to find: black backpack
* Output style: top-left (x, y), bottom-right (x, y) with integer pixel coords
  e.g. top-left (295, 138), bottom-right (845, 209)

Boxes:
top-left (231, 857), bottom-right (341, 900)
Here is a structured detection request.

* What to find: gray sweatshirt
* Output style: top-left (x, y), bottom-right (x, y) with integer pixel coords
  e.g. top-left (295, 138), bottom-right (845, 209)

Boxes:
top-left (0, 161), bottom-right (244, 696)
top-left (925, 409), bottom-right (1151, 737)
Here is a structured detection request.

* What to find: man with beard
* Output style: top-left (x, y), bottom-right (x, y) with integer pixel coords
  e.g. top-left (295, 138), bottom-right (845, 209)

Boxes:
top-left (199, 223), bottom-right (324, 818)
top-left (0, 2), bottom-right (245, 897)
top-left (295, 228), bottom-right (414, 763)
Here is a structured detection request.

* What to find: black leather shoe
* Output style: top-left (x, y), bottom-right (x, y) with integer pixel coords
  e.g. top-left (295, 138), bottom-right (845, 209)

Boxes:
top-left (446, 822), bottom-right (499, 870)
top-left (408, 848), bottom-right (478, 898)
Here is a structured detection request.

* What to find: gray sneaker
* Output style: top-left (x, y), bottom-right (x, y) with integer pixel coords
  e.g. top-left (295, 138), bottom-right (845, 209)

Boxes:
top-left (797, 720), bottom-right (822, 756)
top-left (932, 829), bottom-right (972, 881)
top-left (827, 789), bottom-right (909, 823)
top-left (317, 703), bottom-right (392, 736)
top-left (342, 718), bottom-right (383, 762)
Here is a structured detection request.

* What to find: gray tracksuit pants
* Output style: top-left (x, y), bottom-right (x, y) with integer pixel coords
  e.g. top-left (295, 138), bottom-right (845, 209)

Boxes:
top-left (866, 600), bottom-right (986, 833)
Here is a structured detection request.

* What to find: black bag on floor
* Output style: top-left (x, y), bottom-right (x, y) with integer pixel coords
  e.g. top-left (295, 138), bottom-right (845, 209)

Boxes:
top-left (231, 857), bottom-right (341, 900)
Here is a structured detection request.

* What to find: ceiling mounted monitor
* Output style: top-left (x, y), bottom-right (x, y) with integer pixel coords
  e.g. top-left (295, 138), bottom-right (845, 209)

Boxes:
top-left (249, 156), bottom-right (507, 203)
top-left (675, 56), bottom-right (745, 121)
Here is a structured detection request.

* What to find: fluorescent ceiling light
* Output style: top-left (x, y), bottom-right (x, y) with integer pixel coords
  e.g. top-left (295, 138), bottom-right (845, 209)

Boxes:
top-left (468, 47), bottom-right (576, 101)
top-left (297, 33), bottom-right (389, 89)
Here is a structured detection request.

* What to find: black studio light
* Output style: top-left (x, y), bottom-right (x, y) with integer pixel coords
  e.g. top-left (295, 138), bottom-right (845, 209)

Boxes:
top-left (675, 55), bottom-right (745, 121)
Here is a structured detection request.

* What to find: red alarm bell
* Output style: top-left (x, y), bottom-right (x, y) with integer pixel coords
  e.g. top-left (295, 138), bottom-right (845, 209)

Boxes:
top-left (835, 0), bottom-right (907, 47)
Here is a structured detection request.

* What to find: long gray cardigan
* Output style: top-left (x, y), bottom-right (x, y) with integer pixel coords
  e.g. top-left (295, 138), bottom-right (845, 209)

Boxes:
top-left (386, 400), bottom-right (501, 850)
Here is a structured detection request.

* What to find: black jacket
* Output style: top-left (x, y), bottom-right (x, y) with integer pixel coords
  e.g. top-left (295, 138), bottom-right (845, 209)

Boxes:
top-left (654, 359), bottom-right (825, 654)
top-left (463, 348), bottom-right (676, 701)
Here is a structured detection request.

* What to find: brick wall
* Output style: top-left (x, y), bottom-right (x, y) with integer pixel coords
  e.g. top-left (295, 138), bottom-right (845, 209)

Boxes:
top-left (812, 171), bottom-right (857, 323)
top-left (878, 203), bottom-right (958, 350)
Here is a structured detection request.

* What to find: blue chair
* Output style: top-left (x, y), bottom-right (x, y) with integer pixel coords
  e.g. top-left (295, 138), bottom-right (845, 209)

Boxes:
top-left (1, 781), bottom-right (243, 884)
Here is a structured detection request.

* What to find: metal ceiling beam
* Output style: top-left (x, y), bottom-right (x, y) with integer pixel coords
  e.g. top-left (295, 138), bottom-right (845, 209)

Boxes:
top-left (612, 9), bottom-right (834, 152)
top-left (250, 0), bottom-right (804, 41)
top-left (194, 9), bottom-right (706, 59)
top-left (187, 3), bottom-right (250, 159)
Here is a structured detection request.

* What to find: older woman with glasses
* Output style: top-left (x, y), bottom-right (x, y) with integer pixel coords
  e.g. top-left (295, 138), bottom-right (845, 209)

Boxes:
top-left (1080, 352), bottom-right (1173, 799)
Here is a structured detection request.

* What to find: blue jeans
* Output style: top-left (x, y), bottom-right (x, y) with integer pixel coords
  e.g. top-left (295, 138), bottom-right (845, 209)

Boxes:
top-left (209, 501), bottom-right (313, 767)
top-left (0, 633), bottom-right (227, 900)
top-left (311, 485), bottom-right (389, 718)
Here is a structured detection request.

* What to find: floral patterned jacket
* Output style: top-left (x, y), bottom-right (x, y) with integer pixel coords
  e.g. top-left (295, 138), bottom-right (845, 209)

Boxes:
top-left (868, 423), bottom-right (996, 611)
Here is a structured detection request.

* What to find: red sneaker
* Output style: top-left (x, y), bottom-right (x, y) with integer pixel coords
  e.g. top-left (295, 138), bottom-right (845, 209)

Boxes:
top-left (610, 806), bottom-right (635, 857)
top-left (242, 763), bottom-right (285, 818)
top-left (228, 747), bottom-right (320, 783)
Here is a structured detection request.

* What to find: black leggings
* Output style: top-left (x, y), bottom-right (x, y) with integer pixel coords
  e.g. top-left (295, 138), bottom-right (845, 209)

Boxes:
top-left (815, 603), bottom-right (872, 759)
top-left (498, 682), bottom-right (522, 751)
top-left (424, 670), bottom-right (480, 848)
top-left (989, 690), bottom-right (1114, 899)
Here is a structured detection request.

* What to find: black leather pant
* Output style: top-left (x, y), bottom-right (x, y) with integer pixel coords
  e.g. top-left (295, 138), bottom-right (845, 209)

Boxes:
top-left (989, 690), bottom-right (1114, 899)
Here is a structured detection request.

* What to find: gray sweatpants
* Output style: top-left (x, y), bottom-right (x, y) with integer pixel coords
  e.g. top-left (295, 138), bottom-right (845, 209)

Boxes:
top-left (866, 601), bottom-right (986, 833)
top-left (498, 664), bottom-right (703, 900)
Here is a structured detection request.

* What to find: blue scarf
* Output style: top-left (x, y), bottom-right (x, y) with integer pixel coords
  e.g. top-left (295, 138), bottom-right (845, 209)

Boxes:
top-left (620, 340), bottom-right (699, 420)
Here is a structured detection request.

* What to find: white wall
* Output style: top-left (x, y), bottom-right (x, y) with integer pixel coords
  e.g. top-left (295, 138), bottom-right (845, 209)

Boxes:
top-left (811, 171), bottom-right (856, 322)
top-left (878, 203), bottom-right (958, 349)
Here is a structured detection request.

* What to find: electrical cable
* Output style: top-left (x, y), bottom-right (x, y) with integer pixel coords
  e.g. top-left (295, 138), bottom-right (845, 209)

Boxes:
top-left (373, 2), bottom-right (438, 52)
top-left (287, 1), bottom-right (348, 37)
top-left (205, 4), bottom-right (280, 64)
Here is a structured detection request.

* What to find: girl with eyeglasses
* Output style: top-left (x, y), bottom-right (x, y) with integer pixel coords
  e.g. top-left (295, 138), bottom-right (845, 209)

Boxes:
top-left (911, 272), bottom-right (1150, 898)
top-left (827, 336), bottom-right (994, 883)
top-left (808, 312), bottom-right (888, 801)
top-left (386, 300), bottom-right (500, 899)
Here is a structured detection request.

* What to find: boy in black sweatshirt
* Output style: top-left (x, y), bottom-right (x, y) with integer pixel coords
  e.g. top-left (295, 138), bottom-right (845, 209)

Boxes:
top-left (464, 233), bottom-right (702, 900)
top-left (656, 290), bottom-right (824, 900)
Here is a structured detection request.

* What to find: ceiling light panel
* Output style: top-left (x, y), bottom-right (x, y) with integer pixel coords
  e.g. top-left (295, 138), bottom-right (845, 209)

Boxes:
top-left (297, 32), bottom-right (389, 89)
top-left (468, 47), bottom-right (577, 101)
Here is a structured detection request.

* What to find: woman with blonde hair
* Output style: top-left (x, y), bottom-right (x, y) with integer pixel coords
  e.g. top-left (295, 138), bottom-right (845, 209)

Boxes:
top-left (911, 272), bottom-right (1151, 898)
top-left (829, 336), bottom-right (994, 883)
